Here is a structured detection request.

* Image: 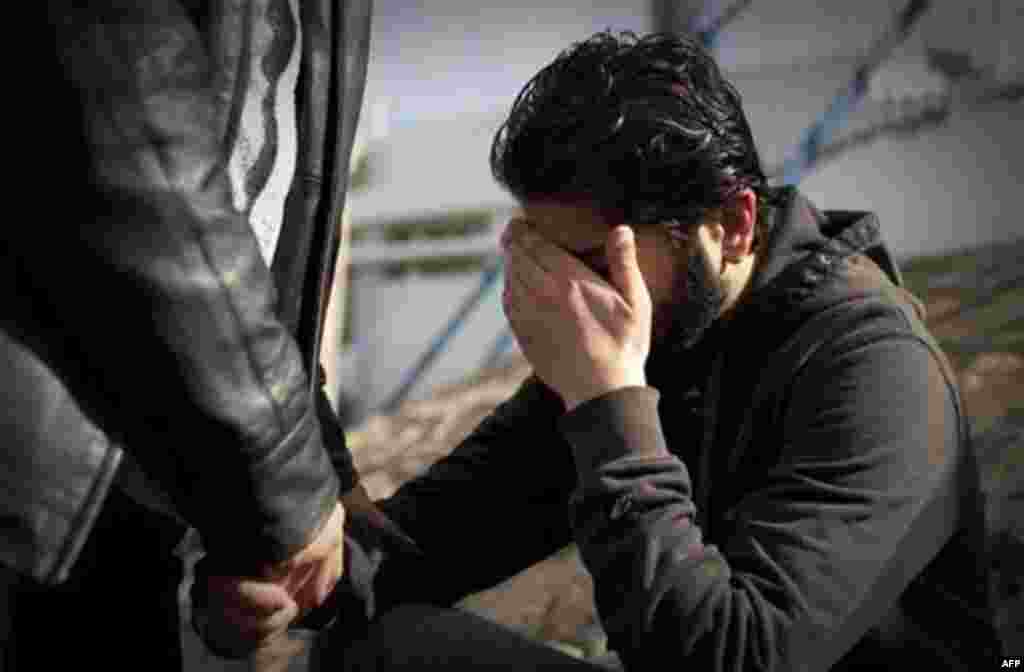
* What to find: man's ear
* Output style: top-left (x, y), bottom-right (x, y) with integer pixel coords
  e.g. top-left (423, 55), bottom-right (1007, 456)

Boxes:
top-left (721, 188), bottom-right (757, 263)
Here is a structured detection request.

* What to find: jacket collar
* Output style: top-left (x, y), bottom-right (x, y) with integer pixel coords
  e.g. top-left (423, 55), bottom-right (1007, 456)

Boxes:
top-left (736, 186), bottom-right (892, 321)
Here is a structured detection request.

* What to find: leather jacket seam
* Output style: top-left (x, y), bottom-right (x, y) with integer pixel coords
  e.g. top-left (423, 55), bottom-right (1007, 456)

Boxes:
top-left (49, 439), bottom-right (122, 585)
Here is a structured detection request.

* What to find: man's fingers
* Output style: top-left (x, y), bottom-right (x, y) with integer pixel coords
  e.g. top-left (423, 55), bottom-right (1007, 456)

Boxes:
top-left (607, 226), bottom-right (649, 309)
top-left (522, 230), bottom-right (600, 283)
top-left (504, 240), bottom-right (550, 298)
top-left (274, 499), bottom-right (346, 612)
top-left (265, 548), bottom-right (341, 617)
top-left (503, 249), bottom-right (542, 346)
top-left (208, 575), bottom-right (295, 617)
top-left (207, 579), bottom-right (298, 642)
top-left (505, 217), bottom-right (594, 280)
top-left (223, 596), bottom-right (297, 638)
top-left (502, 255), bottom-right (530, 322)
top-left (199, 569), bottom-right (305, 656)
top-left (277, 562), bottom-right (316, 597)
top-left (236, 579), bottom-right (299, 617)
top-left (298, 541), bottom-right (343, 612)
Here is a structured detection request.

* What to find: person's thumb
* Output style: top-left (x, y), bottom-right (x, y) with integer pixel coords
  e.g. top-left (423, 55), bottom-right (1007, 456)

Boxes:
top-left (607, 226), bottom-right (649, 309)
top-left (235, 580), bottom-right (300, 627)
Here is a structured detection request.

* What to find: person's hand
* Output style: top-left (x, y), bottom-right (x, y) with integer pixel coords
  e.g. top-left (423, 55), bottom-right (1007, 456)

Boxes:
top-left (501, 219), bottom-right (653, 411)
top-left (195, 499), bottom-right (346, 657)
top-left (264, 498), bottom-right (346, 616)
top-left (196, 572), bottom-right (300, 658)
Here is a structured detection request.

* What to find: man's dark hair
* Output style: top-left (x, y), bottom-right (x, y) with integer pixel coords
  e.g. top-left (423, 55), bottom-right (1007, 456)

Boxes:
top-left (490, 30), bottom-right (783, 246)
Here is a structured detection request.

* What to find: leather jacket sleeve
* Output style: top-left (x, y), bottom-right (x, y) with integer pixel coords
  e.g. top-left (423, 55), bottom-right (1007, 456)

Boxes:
top-left (0, 316), bottom-right (122, 585)
top-left (28, 0), bottom-right (341, 571)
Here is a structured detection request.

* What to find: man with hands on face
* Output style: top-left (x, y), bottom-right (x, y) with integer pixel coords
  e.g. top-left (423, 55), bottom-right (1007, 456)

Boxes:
top-left (210, 30), bottom-right (1002, 670)
top-left (502, 218), bottom-right (652, 414)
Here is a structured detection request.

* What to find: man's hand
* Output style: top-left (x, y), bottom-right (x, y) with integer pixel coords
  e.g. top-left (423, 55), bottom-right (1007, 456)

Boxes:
top-left (265, 498), bottom-right (346, 615)
top-left (196, 499), bottom-right (346, 657)
top-left (501, 219), bottom-right (653, 411)
top-left (197, 573), bottom-right (300, 658)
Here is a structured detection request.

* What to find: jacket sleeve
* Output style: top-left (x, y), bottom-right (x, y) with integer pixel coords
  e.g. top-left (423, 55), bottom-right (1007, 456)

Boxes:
top-left (559, 331), bottom-right (964, 670)
top-left (35, 0), bottom-right (340, 570)
top-left (0, 325), bottom-right (122, 585)
top-left (334, 376), bottom-right (578, 627)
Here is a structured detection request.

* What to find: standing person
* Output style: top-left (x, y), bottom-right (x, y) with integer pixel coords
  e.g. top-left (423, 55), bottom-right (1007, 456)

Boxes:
top-left (203, 30), bottom-right (1004, 669)
top-left (1, 1), bottom-right (399, 668)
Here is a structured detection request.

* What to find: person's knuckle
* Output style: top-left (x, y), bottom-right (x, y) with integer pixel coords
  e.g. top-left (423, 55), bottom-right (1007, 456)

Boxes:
top-left (566, 278), bottom-right (588, 300)
top-left (548, 274), bottom-right (571, 296)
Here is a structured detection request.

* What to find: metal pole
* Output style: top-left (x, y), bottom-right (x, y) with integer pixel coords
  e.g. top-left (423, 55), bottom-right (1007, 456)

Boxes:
top-left (380, 257), bottom-right (504, 413)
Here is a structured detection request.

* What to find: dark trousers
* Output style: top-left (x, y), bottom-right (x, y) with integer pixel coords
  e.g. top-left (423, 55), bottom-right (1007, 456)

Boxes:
top-left (3, 488), bottom-right (186, 672)
top-left (4, 492), bottom-right (610, 671)
top-left (322, 603), bottom-right (615, 671)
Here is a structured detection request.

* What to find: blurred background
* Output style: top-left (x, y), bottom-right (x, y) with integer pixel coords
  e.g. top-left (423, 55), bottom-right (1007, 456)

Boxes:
top-left (322, 0), bottom-right (1022, 422)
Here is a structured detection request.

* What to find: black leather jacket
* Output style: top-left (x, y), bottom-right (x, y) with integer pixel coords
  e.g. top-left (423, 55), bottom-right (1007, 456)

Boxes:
top-left (1, 0), bottom-right (370, 584)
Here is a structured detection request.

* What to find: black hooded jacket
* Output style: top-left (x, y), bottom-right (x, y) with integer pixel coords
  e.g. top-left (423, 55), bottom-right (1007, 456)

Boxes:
top-left (339, 187), bottom-right (1002, 670)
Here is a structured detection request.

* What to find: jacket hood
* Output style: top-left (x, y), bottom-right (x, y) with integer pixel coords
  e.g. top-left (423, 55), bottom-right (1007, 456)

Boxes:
top-left (738, 187), bottom-right (906, 321)
top-left (750, 186), bottom-right (902, 295)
